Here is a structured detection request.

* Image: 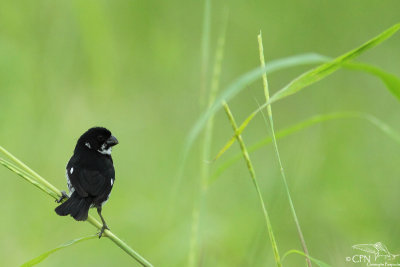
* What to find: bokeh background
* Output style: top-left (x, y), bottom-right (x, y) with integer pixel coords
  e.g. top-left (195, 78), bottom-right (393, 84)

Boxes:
top-left (1, 0), bottom-right (400, 266)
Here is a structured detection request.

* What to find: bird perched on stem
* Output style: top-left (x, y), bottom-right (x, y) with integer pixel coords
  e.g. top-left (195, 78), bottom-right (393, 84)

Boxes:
top-left (55, 127), bottom-right (119, 238)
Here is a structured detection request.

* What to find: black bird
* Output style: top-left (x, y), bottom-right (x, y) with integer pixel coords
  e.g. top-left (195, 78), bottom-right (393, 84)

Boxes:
top-left (55, 127), bottom-right (119, 237)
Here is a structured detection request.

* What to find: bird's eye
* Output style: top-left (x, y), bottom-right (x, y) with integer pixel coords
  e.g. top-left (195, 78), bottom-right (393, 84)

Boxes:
top-left (97, 135), bottom-right (104, 142)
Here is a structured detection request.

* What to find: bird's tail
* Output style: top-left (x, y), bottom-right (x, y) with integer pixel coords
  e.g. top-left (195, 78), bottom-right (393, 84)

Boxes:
top-left (55, 192), bottom-right (92, 221)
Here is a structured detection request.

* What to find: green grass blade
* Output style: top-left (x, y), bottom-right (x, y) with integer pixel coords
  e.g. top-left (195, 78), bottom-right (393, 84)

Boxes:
top-left (0, 158), bottom-right (58, 199)
top-left (188, 23), bottom-right (400, 163)
top-left (0, 145), bottom-right (61, 196)
top-left (343, 61), bottom-right (400, 100)
top-left (282, 250), bottom-right (331, 267)
top-left (270, 23), bottom-right (400, 102)
top-left (20, 235), bottom-right (98, 267)
top-left (211, 112), bottom-right (400, 181)
top-left (258, 32), bottom-right (311, 267)
top-left (223, 101), bottom-right (282, 267)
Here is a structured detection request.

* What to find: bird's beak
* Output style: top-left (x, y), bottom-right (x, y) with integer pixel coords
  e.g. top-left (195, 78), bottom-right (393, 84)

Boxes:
top-left (106, 135), bottom-right (119, 146)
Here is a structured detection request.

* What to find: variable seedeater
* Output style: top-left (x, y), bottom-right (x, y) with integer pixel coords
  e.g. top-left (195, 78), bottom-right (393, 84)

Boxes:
top-left (55, 127), bottom-right (118, 237)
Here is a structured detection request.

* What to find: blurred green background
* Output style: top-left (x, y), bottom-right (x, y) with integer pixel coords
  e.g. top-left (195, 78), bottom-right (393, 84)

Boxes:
top-left (1, 0), bottom-right (400, 266)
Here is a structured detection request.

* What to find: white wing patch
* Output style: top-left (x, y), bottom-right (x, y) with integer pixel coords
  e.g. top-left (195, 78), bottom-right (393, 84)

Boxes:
top-left (66, 169), bottom-right (75, 196)
top-left (70, 167), bottom-right (74, 174)
top-left (103, 179), bottom-right (115, 207)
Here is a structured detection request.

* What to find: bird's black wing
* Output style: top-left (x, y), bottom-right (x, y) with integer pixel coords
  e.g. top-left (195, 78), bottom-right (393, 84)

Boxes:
top-left (66, 165), bottom-right (89, 197)
top-left (67, 166), bottom-right (113, 198)
top-left (79, 169), bottom-right (110, 197)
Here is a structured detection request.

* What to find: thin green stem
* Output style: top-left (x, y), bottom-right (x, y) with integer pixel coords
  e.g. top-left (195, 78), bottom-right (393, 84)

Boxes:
top-left (188, 208), bottom-right (200, 267)
top-left (0, 146), bottom-right (60, 196)
top-left (0, 145), bottom-right (153, 267)
top-left (199, 0), bottom-right (211, 107)
top-left (258, 32), bottom-right (311, 267)
top-left (188, 10), bottom-right (229, 266)
top-left (222, 101), bottom-right (282, 267)
top-left (0, 158), bottom-right (57, 198)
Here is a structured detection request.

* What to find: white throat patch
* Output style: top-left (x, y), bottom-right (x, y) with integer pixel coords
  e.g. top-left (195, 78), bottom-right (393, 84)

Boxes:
top-left (98, 144), bottom-right (112, 155)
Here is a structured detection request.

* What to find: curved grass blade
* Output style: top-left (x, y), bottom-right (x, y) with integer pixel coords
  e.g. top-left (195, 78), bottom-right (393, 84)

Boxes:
top-left (214, 59), bottom-right (400, 161)
top-left (343, 62), bottom-right (400, 100)
top-left (210, 112), bottom-right (400, 182)
top-left (174, 53), bottom-right (330, 209)
top-left (282, 249), bottom-right (330, 267)
top-left (189, 23), bottom-right (400, 165)
top-left (182, 53), bottom-right (330, 165)
top-left (270, 23), bottom-right (400, 102)
top-left (188, 23), bottom-right (400, 162)
top-left (20, 235), bottom-right (98, 267)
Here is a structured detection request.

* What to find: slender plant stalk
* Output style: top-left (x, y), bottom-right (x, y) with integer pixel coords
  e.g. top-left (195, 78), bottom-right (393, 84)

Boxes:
top-left (0, 158), bottom-right (57, 198)
top-left (188, 11), bottom-right (229, 266)
top-left (222, 101), bottom-right (282, 267)
top-left (188, 0), bottom-right (212, 262)
top-left (188, 207), bottom-right (200, 267)
top-left (0, 146), bottom-right (61, 195)
top-left (258, 32), bottom-right (311, 267)
top-left (199, 0), bottom-right (211, 107)
top-left (0, 146), bottom-right (153, 267)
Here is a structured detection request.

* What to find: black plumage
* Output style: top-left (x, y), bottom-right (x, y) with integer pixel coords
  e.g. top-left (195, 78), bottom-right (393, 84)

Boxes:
top-left (55, 127), bottom-right (118, 237)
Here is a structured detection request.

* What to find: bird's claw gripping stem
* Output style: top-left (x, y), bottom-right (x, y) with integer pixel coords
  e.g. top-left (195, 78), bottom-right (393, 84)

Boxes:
top-left (98, 224), bottom-right (110, 238)
top-left (55, 191), bottom-right (68, 203)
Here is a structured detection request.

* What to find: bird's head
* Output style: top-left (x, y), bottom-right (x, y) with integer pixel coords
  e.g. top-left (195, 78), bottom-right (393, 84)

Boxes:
top-left (76, 127), bottom-right (119, 155)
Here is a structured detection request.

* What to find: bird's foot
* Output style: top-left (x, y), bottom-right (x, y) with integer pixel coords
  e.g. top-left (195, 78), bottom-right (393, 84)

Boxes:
top-left (98, 224), bottom-right (110, 238)
top-left (55, 191), bottom-right (68, 203)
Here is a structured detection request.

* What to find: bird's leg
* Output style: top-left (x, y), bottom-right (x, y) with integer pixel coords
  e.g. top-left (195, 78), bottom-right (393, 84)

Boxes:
top-left (55, 191), bottom-right (68, 203)
top-left (97, 207), bottom-right (110, 238)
